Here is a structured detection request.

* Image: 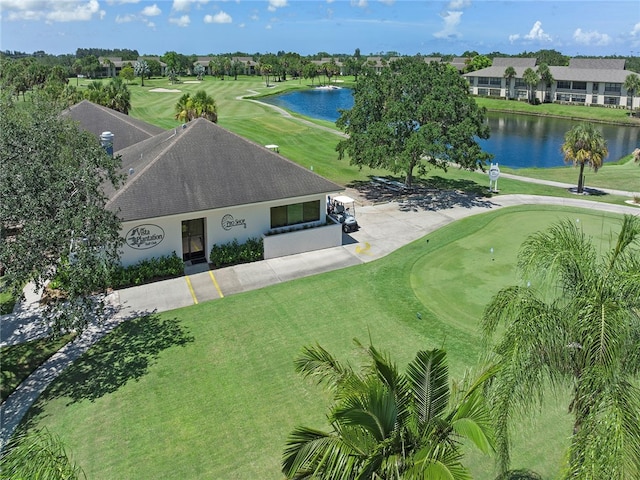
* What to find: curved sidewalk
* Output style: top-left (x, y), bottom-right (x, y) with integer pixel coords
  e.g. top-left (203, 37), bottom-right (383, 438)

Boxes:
top-left (1, 194), bottom-right (639, 449)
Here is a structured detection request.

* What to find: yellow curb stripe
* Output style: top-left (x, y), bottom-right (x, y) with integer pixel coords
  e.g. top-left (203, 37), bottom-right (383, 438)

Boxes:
top-left (209, 270), bottom-right (224, 298)
top-left (185, 275), bottom-right (198, 304)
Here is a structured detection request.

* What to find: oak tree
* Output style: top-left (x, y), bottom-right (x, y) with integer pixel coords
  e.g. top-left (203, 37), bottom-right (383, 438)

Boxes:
top-left (336, 57), bottom-right (492, 187)
top-left (0, 94), bottom-right (124, 334)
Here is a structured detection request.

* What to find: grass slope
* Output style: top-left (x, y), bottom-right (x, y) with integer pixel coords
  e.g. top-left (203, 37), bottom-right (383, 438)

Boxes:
top-left (23, 206), bottom-right (626, 480)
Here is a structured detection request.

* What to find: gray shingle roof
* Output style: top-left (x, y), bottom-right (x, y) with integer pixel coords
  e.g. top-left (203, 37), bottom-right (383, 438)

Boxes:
top-left (62, 100), bottom-right (165, 151)
top-left (569, 58), bottom-right (625, 70)
top-left (492, 57), bottom-right (537, 68)
top-left (464, 59), bottom-right (633, 83)
top-left (106, 118), bottom-right (341, 222)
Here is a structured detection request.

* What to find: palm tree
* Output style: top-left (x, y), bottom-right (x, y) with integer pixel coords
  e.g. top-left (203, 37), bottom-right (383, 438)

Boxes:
top-left (133, 59), bottom-right (149, 87)
top-left (482, 215), bottom-right (640, 479)
top-left (503, 66), bottom-right (516, 100)
top-left (536, 63), bottom-right (553, 103)
top-left (260, 63), bottom-right (273, 87)
top-left (174, 90), bottom-right (217, 123)
top-left (561, 122), bottom-right (608, 194)
top-left (282, 341), bottom-right (496, 480)
top-left (104, 77), bottom-right (131, 114)
top-left (623, 73), bottom-right (640, 113)
top-left (522, 67), bottom-right (540, 104)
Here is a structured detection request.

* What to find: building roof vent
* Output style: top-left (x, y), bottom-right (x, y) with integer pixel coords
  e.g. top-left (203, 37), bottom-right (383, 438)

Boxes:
top-left (100, 131), bottom-right (114, 157)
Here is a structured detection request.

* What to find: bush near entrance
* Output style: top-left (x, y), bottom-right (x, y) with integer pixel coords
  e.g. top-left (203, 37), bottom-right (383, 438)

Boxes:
top-left (209, 237), bottom-right (263, 268)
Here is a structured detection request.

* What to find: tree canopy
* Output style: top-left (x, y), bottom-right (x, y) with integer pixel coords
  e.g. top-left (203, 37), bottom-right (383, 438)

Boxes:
top-left (336, 57), bottom-right (492, 187)
top-left (175, 90), bottom-right (218, 123)
top-left (482, 215), bottom-right (640, 479)
top-left (0, 94), bottom-right (124, 334)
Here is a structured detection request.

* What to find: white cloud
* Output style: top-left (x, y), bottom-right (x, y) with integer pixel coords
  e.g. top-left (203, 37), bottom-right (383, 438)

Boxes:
top-left (350, 0), bottom-right (367, 7)
top-left (169, 14), bottom-right (190, 27)
top-left (631, 22), bottom-right (640, 36)
top-left (379, 0), bottom-right (395, 5)
top-left (1, 0), bottom-right (104, 22)
top-left (141, 3), bottom-right (161, 16)
top-left (106, 0), bottom-right (140, 4)
top-left (448, 0), bottom-right (470, 9)
top-left (573, 28), bottom-right (611, 46)
top-left (268, 0), bottom-right (288, 12)
top-left (204, 11), bottom-right (232, 24)
top-left (524, 20), bottom-right (552, 42)
top-left (115, 13), bottom-right (136, 23)
top-left (433, 10), bottom-right (463, 39)
top-left (510, 20), bottom-right (552, 44)
top-left (172, 0), bottom-right (209, 12)
top-left (146, 20), bottom-right (155, 28)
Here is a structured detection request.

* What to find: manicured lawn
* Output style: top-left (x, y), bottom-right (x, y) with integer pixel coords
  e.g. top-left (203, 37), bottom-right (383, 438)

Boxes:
top-left (475, 97), bottom-right (640, 125)
top-left (1, 334), bottom-right (75, 402)
top-left (23, 206), bottom-right (626, 479)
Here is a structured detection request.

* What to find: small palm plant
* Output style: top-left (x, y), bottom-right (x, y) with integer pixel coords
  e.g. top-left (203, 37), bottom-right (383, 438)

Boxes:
top-left (282, 340), bottom-right (496, 480)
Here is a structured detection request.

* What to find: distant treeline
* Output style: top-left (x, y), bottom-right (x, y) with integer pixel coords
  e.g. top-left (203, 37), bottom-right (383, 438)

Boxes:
top-left (1, 48), bottom-right (639, 74)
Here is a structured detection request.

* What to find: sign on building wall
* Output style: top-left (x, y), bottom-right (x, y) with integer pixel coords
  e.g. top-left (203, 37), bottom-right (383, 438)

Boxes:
top-left (221, 214), bottom-right (247, 231)
top-left (125, 224), bottom-right (165, 250)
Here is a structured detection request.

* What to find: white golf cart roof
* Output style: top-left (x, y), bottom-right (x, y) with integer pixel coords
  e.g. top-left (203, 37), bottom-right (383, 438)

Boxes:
top-left (332, 195), bottom-right (356, 204)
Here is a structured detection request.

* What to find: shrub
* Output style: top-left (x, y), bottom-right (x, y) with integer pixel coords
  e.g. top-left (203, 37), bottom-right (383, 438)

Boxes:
top-left (109, 252), bottom-right (183, 289)
top-left (209, 237), bottom-right (263, 268)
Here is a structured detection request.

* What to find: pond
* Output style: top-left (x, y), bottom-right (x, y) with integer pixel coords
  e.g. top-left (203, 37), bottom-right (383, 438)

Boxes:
top-left (261, 87), bottom-right (639, 169)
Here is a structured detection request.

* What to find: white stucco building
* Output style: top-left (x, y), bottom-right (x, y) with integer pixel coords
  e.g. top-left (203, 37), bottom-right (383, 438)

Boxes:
top-left (65, 101), bottom-right (342, 267)
top-left (464, 58), bottom-right (640, 110)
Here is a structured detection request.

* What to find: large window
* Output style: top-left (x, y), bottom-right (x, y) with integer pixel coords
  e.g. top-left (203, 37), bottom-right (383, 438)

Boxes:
top-left (478, 77), bottom-right (501, 86)
top-left (604, 83), bottom-right (621, 94)
top-left (557, 80), bottom-right (571, 89)
top-left (572, 81), bottom-right (586, 90)
top-left (270, 200), bottom-right (320, 229)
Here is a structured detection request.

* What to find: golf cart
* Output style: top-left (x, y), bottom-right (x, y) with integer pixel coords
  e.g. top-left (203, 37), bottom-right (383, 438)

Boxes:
top-left (328, 195), bottom-right (359, 233)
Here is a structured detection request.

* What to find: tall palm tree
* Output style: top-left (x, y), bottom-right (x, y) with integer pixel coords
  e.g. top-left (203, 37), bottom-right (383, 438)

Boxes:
top-left (282, 341), bottom-right (496, 480)
top-left (623, 73), bottom-right (640, 113)
top-left (536, 63), bottom-right (553, 103)
top-left (503, 66), bottom-right (516, 100)
top-left (522, 67), bottom-right (540, 104)
top-left (482, 215), bottom-right (640, 479)
top-left (133, 59), bottom-right (149, 87)
top-left (561, 122), bottom-right (608, 194)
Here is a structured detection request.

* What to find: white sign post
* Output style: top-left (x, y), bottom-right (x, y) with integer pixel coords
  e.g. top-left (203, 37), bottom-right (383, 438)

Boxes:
top-left (489, 163), bottom-right (500, 193)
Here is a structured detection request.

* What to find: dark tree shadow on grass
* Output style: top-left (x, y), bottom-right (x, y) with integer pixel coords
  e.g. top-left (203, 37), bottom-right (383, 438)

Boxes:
top-left (348, 175), bottom-right (497, 211)
top-left (38, 314), bottom-right (194, 405)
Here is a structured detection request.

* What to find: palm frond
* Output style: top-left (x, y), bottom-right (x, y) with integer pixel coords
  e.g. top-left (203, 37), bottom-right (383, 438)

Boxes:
top-left (282, 426), bottom-right (363, 480)
top-left (333, 382), bottom-right (398, 442)
top-left (407, 349), bottom-right (449, 425)
top-left (294, 343), bottom-right (354, 391)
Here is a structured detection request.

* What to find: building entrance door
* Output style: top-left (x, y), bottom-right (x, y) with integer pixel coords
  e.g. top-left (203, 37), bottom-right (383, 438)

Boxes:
top-left (182, 218), bottom-right (206, 262)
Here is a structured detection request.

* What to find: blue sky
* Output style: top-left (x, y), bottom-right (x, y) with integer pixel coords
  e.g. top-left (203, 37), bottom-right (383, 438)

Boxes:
top-left (1, 0), bottom-right (639, 57)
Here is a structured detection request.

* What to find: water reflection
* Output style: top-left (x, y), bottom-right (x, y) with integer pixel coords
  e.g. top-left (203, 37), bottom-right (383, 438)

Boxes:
top-left (261, 88), bottom-right (639, 169)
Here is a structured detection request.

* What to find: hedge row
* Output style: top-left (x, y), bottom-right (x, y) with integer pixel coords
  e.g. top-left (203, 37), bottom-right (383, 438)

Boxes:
top-left (209, 238), bottom-right (263, 268)
top-left (109, 252), bottom-right (184, 289)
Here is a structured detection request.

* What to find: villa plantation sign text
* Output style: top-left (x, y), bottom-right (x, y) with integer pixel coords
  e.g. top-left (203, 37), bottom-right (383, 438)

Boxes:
top-left (125, 224), bottom-right (165, 250)
top-left (221, 214), bottom-right (247, 231)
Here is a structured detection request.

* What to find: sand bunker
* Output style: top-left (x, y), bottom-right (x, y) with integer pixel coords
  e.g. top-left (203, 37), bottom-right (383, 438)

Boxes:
top-left (183, 81), bottom-right (202, 84)
top-left (149, 88), bottom-right (182, 93)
